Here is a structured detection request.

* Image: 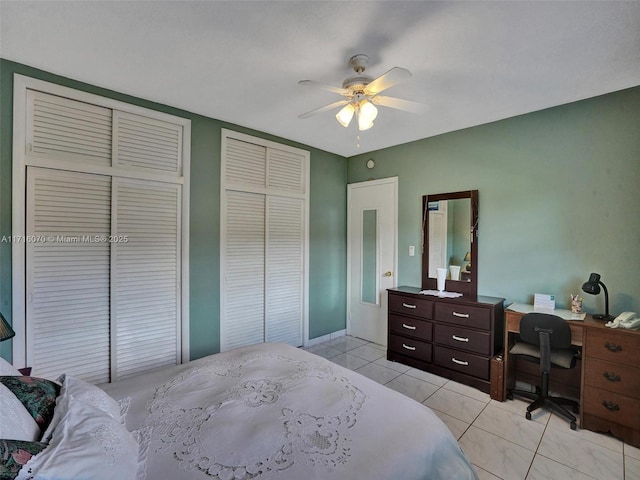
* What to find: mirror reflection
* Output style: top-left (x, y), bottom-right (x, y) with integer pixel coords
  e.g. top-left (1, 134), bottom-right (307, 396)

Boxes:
top-left (422, 190), bottom-right (478, 297)
top-left (427, 199), bottom-right (471, 282)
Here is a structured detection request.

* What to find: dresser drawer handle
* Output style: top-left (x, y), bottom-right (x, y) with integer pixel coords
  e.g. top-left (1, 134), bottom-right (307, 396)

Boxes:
top-left (604, 342), bottom-right (622, 352)
top-left (452, 312), bottom-right (470, 318)
top-left (402, 303), bottom-right (417, 309)
top-left (601, 401), bottom-right (620, 411)
top-left (451, 358), bottom-right (469, 366)
top-left (603, 372), bottom-right (621, 382)
top-left (452, 335), bottom-right (469, 342)
top-left (402, 323), bottom-right (417, 330)
top-left (402, 343), bottom-right (416, 351)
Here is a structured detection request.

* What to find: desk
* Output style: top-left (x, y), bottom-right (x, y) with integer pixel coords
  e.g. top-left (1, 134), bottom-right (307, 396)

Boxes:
top-left (503, 309), bottom-right (640, 447)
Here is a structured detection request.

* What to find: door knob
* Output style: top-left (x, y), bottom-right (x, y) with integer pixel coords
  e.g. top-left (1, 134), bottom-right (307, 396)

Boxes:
top-left (384, 271), bottom-right (393, 277)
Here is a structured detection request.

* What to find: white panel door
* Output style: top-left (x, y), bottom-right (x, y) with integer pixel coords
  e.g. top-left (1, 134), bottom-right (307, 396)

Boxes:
top-left (26, 167), bottom-right (111, 383)
top-left (111, 178), bottom-right (181, 380)
top-left (348, 178), bottom-right (398, 346)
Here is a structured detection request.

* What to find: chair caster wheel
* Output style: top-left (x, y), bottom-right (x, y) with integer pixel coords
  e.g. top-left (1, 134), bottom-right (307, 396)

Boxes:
top-left (570, 422), bottom-right (577, 431)
top-left (525, 412), bottom-right (532, 421)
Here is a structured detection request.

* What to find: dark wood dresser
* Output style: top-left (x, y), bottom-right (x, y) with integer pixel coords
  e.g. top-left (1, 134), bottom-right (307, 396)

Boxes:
top-left (387, 286), bottom-right (504, 393)
top-left (581, 322), bottom-right (640, 447)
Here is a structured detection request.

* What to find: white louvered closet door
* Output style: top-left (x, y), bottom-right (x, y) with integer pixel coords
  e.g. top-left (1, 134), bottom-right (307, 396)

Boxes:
top-left (26, 168), bottom-right (112, 383)
top-left (222, 190), bottom-right (266, 350)
top-left (221, 133), bottom-right (308, 351)
top-left (111, 179), bottom-right (181, 381)
top-left (265, 196), bottom-right (304, 345)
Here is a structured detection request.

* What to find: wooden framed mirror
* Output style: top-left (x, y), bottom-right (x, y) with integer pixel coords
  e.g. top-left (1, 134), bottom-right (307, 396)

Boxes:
top-left (421, 190), bottom-right (478, 297)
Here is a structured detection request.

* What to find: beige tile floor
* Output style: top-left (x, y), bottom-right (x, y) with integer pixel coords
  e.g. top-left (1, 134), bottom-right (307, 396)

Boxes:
top-left (304, 335), bottom-right (639, 480)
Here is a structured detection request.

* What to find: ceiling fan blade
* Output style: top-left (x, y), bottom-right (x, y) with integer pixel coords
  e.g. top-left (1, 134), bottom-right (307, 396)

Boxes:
top-left (365, 67), bottom-right (412, 95)
top-left (298, 80), bottom-right (350, 96)
top-left (372, 95), bottom-right (426, 114)
top-left (298, 100), bottom-right (349, 119)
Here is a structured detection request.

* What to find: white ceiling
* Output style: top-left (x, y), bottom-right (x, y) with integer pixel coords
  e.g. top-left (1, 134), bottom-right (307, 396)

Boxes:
top-left (2, 1), bottom-right (640, 157)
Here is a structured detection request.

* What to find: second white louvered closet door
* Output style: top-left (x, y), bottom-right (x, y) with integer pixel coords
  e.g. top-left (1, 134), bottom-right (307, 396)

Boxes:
top-left (221, 131), bottom-right (308, 351)
top-left (265, 196), bottom-right (304, 346)
top-left (111, 179), bottom-right (181, 381)
top-left (26, 168), bottom-right (112, 383)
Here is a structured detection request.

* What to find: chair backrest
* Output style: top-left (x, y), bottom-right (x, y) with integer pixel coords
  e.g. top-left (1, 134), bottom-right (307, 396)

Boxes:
top-left (519, 313), bottom-right (572, 349)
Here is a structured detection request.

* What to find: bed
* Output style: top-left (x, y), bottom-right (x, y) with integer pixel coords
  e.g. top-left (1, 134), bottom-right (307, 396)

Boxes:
top-left (1, 342), bottom-right (478, 480)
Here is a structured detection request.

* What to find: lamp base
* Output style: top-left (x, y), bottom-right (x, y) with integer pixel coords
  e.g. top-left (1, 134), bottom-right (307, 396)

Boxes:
top-left (593, 313), bottom-right (615, 322)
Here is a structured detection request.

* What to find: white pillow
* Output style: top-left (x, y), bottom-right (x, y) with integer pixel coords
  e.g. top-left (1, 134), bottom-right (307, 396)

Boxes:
top-left (16, 395), bottom-right (140, 480)
top-left (0, 383), bottom-right (40, 441)
top-left (0, 357), bottom-right (21, 376)
top-left (41, 374), bottom-right (122, 443)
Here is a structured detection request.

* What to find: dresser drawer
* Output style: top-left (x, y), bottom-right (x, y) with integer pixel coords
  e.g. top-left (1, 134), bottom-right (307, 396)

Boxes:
top-left (389, 294), bottom-right (433, 319)
top-left (434, 346), bottom-right (489, 379)
top-left (584, 357), bottom-right (640, 399)
top-left (434, 324), bottom-right (491, 356)
top-left (586, 329), bottom-right (640, 365)
top-left (583, 385), bottom-right (640, 429)
top-left (434, 302), bottom-right (491, 330)
top-left (389, 333), bottom-right (432, 363)
top-left (389, 314), bottom-right (432, 341)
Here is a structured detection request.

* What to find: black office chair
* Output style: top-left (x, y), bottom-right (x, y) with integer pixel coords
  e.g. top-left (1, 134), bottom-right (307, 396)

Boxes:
top-left (508, 313), bottom-right (580, 430)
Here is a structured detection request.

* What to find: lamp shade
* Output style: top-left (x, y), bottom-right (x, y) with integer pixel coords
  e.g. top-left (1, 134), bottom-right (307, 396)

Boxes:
top-left (581, 272), bottom-right (613, 320)
top-left (357, 100), bottom-right (377, 131)
top-left (0, 312), bottom-right (15, 342)
top-left (336, 103), bottom-right (355, 127)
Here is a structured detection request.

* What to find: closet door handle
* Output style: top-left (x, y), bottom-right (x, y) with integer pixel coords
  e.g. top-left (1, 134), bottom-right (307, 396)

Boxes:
top-left (451, 358), bottom-right (469, 366)
top-left (452, 312), bottom-right (470, 318)
top-left (402, 344), bottom-right (416, 351)
top-left (452, 335), bottom-right (469, 342)
top-left (402, 303), bottom-right (417, 309)
top-left (402, 324), bottom-right (417, 330)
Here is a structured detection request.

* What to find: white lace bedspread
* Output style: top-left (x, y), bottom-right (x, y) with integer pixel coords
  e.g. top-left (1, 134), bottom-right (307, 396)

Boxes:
top-left (101, 342), bottom-right (478, 480)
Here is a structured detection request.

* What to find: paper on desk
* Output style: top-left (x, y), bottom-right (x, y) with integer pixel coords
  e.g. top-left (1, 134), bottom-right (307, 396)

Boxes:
top-left (507, 303), bottom-right (586, 321)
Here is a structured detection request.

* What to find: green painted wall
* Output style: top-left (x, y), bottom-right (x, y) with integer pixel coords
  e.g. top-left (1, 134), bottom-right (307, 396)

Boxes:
top-left (0, 59), bottom-right (347, 361)
top-left (348, 86), bottom-right (640, 316)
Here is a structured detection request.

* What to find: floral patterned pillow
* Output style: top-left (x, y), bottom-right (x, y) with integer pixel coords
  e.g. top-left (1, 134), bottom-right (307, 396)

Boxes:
top-left (0, 377), bottom-right (60, 432)
top-left (0, 439), bottom-right (47, 480)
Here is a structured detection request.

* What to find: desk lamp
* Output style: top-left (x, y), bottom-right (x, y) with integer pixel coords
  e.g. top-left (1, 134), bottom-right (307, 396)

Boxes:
top-left (0, 312), bottom-right (15, 342)
top-left (581, 273), bottom-right (615, 321)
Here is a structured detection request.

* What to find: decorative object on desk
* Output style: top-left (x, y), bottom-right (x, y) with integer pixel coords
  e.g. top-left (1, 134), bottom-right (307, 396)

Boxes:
top-left (0, 312), bottom-right (16, 342)
top-left (581, 272), bottom-right (615, 321)
top-left (570, 294), bottom-right (583, 314)
top-left (508, 313), bottom-right (580, 430)
top-left (436, 268), bottom-right (447, 292)
top-left (534, 293), bottom-right (555, 311)
top-left (419, 289), bottom-right (463, 298)
top-left (449, 265), bottom-right (461, 281)
top-left (464, 251), bottom-right (471, 272)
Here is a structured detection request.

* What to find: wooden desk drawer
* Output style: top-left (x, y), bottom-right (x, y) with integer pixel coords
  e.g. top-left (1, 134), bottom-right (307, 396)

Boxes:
top-left (389, 314), bottom-right (432, 341)
top-left (584, 357), bottom-right (640, 399)
top-left (434, 346), bottom-right (489, 379)
top-left (388, 334), bottom-right (432, 362)
top-left (434, 324), bottom-right (490, 356)
top-left (435, 302), bottom-right (491, 330)
top-left (583, 385), bottom-right (640, 429)
top-left (586, 329), bottom-right (640, 365)
top-left (389, 294), bottom-right (433, 319)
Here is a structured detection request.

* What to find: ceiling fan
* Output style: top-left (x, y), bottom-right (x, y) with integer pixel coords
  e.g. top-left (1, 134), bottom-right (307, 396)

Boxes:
top-left (298, 54), bottom-right (425, 131)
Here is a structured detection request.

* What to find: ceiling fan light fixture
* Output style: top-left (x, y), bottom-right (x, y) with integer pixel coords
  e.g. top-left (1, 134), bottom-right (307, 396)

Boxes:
top-left (357, 100), bottom-right (377, 131)
top-left (336, 103), bottom-right (355, 127)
